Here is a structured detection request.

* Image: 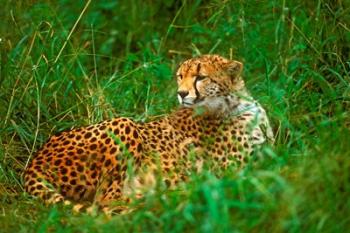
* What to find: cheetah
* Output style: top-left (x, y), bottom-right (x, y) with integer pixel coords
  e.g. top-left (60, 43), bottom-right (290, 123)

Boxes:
top-left (24, 54), bottom-right (274, 212)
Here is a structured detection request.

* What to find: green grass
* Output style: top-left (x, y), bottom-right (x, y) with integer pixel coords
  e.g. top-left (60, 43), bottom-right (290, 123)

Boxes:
top-left (1, 0), bottom-right (349, 232)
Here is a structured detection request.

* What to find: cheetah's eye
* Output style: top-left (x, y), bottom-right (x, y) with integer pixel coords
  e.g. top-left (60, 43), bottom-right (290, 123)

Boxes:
top-left (177, 75), bottom-right (183, 80)
top-left (195, 75), bottom-right (207, 82)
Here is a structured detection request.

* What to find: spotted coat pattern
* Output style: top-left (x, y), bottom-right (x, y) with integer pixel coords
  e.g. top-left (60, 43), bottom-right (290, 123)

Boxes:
top-left (24, 54), bottom-right (274, 210)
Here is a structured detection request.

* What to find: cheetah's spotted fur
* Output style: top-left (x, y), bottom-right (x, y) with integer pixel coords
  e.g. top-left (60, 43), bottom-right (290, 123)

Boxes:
top-left (24, 55), bottom-right (274, 211)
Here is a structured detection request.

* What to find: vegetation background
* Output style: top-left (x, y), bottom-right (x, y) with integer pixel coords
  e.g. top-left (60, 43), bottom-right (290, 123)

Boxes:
top-left (0, 0), bottom-right (349, 232)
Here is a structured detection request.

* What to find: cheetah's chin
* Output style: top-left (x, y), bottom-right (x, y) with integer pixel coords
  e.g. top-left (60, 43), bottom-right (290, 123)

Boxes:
top-left (182, 103), bottom-right (194, 108)
top-left (182, 100), bottom-right (202, 108)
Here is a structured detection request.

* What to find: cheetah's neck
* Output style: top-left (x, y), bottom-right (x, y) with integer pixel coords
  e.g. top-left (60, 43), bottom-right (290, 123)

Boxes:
top-left (196, 89), bottom-right (258, 118)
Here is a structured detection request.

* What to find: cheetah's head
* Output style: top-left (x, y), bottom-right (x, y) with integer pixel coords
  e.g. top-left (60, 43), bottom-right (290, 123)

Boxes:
top-left (176, 54), bottom-right (244, 108)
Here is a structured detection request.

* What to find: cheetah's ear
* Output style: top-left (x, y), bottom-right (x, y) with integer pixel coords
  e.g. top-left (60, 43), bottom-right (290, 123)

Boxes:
top-left (226, 60), bottom-right (243, 78)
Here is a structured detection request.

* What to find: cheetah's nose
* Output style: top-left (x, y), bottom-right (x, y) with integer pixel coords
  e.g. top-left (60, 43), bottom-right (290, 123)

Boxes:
top-left (177, 91), bottom-right (189, 99)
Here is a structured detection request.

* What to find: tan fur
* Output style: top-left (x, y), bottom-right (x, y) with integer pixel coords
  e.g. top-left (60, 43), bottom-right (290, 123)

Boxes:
top-left (24, 55), bottom-right (274, 211)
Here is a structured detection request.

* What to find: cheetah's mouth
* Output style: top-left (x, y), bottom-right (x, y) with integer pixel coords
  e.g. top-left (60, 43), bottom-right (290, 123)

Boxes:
top-left (182, 102), bottom-right (194, 107)
top-left (178, 91), bottom-right (205, 107)
top-left (181, 98), bottom-right (205, 107)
